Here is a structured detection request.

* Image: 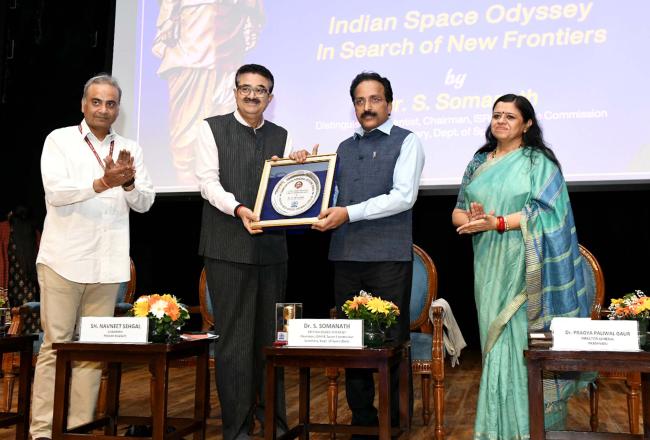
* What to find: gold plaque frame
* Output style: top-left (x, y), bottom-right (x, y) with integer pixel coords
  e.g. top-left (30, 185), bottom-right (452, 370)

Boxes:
top-left (252, 154), bottom-right (337, 228)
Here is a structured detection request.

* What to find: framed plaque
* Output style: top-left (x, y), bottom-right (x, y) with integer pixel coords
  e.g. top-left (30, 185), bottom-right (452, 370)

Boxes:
top-left (252, 154), bottom-right (337, 228)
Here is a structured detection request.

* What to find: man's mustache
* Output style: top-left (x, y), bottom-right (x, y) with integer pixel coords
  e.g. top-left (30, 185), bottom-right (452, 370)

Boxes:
top-left (361, 111), bottom-right (377, 118)
top-left (244, 97), bottom-right (261, 104)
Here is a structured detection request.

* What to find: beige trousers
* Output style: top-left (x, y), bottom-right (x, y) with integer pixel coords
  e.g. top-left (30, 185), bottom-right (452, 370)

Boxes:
top-left (30, 264), bottom-right (120, 438)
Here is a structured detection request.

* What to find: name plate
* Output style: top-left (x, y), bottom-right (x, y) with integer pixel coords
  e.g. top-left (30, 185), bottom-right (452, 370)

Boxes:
top-left (287, 319), bottom-right (363, 348)
top-left (79, 317), bottom-right (149, 343)
top-left (550, 317), bottom-right (639, 351)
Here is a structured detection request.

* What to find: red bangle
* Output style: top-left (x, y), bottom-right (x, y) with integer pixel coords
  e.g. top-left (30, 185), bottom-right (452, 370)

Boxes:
top-left (496, 216), bottom-right (505, 233)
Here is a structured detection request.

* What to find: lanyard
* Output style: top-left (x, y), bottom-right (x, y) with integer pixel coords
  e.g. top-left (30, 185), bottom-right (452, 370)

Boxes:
top-left (79, 124), bottom-right (114, 170)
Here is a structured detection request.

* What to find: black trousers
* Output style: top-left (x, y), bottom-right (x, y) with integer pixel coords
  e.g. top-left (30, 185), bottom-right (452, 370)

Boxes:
top-left (333, 260), bottom-right (413, 428)
top-left (204, 257), bottom-right (288, 440)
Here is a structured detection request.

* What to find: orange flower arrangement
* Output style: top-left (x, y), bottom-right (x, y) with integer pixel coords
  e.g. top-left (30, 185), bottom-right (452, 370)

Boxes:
top-left (608, 290), bottom-right (650, 320)
top-left (342, 290), bottom-right (400, 328)
top-left (132, 294), bottom-right (189, 342)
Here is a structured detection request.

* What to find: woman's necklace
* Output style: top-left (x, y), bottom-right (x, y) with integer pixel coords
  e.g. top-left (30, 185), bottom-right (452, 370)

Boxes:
top-left (490, 144), bottom-right (523, 160)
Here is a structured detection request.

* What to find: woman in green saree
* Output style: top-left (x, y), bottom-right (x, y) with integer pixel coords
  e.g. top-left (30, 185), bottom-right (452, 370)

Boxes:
top-left (452, 94), bottom-right (592, 439)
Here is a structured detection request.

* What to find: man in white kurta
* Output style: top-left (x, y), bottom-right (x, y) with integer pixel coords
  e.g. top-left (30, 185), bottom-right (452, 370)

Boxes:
top-left (30, 74), bottom-right (155, 440)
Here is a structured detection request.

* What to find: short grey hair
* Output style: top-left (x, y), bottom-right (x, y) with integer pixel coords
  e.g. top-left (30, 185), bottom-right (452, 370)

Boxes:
top-left (82, 74), bottom-right (122, 102)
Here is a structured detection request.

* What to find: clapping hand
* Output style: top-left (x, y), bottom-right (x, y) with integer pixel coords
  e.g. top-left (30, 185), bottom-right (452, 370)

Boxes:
top-left (102, 150), bottom-right (136, 188)
top-left (456, 202), bottom-right (496, 235)
top-left (116, 149), bottom-right (134, 168)
top-left (467, 202), bottom-right (490, 221)
top-left (117, 149), bottom-right (136, 189)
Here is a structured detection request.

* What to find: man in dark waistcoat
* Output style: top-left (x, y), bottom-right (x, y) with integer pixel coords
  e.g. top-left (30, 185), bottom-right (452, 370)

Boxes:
top-left (313, 72), bottom-right (425, 435)
top-left (195, 64), bottom-right (289, 440)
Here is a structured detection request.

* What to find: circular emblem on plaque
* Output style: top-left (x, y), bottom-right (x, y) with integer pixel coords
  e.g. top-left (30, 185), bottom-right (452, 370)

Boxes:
top-left (271, 170), bottom-right (321, 216)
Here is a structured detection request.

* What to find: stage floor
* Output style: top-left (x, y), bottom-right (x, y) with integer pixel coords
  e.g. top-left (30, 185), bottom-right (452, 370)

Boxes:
top-left (0, 348), bottom-right (640, 439)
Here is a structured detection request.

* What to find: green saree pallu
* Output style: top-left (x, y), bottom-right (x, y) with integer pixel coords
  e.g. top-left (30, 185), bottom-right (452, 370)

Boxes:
top-left (456, 148), bottom-right (593, 440)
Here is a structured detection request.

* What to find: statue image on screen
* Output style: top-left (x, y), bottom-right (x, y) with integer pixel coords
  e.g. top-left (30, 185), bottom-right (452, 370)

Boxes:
top-left (152, 0), bottom-right (265, 185)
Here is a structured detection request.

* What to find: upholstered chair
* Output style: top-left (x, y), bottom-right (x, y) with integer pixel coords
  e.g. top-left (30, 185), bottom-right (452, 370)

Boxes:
top-left (409, 244), bottom-right (445, 438)
top-left (325, 244), bottom-right (446, 439)
top-left (582, 244), bottom-right (641, 434)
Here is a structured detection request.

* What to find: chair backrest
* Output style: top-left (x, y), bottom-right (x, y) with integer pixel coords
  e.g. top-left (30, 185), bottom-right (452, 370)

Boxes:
top-left (578, 244), bottom-right (605, 319)
top-left (198, 267), bottom-right (214, 330)
top-left (115, 257), bottom-right (137, 305)
top-left (410, 244), bottom-right (438, 332)
top-left (5, 234), bottom-right (41, 334)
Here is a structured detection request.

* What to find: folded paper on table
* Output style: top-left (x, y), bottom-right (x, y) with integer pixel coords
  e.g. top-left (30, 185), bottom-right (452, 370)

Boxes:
top-left (180, 332), bottom-right (219, 341)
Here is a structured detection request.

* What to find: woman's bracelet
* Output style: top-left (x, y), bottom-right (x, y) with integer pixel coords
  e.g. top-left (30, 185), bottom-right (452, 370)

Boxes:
top-left (504, 215), bottom-right (510, 232)
top-left (496, 216), bottom-right (505, 233)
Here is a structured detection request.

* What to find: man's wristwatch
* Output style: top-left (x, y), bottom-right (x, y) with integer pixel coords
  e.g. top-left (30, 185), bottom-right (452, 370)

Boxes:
top-left (122, 178), bottom-right (135, 189)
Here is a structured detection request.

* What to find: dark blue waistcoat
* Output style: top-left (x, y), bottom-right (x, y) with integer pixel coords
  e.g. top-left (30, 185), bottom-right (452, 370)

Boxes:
top-left (329, 124), bottom-right (413, 262)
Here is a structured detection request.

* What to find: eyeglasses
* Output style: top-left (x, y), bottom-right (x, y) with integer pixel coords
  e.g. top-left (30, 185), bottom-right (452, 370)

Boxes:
top-left (353, 96), bottom-right (385, 107)
top-left (236, 85), bottom-right (270, 97)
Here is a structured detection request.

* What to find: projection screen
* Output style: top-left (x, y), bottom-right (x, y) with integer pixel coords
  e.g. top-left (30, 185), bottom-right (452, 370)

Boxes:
top-left (113, 0), bottom-right (650, 193)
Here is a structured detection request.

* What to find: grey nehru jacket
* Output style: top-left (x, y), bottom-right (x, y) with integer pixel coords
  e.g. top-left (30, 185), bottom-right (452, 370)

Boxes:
top-left (199, 112), bottom-right (288, 265)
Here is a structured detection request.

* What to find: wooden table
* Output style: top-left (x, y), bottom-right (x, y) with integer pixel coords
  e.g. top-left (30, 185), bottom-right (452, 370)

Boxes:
top-left (263, 343), bottom-right (410, 440)
top-left (51, 339), bottom-right (212, 440)
top-left (525, 348), bottom-right (650, 439)
top-left (0, 334), bottom-right (37, 440)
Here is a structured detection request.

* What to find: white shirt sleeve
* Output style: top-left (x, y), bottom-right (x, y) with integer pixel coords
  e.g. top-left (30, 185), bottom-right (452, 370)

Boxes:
top-left (195, 120), bottom-right (241, 216)
top-left (41, 134), bottom-right (97, 207)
